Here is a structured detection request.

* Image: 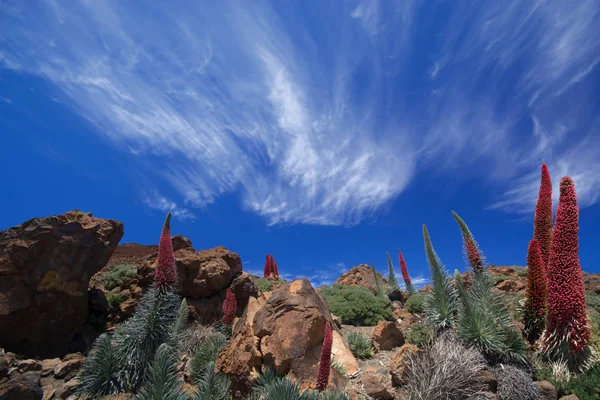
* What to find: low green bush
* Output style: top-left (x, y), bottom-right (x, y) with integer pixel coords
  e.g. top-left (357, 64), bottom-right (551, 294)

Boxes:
top-left (405, 322), bottom-right (435, 348)
top-left (405, 292), bottom-right (426, 314)
top-left (346, 332), bottom-right (374, 359)
top-left (255, 278), bottom-right (286, 293)
top-left (517, 269), bottom-right (528, 277)
top-left (105, 292), bottom-right (123, 311)
top-left (320, 284), bottom-right (393, 326)
top-left (493, 275), bottom-right (512, 284)
top-left (103, 264), bottom-right (137, 290)
top-left (537, 363), bottom-right (600, 400)
top-left (586, 292), bottom-right (600, 314)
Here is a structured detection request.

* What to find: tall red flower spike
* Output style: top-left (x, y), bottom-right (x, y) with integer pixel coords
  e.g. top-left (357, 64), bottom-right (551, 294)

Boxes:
top-left (263, 254), bottom-right (272, 279)
top-left (523, 238), bottom-right (547, 342)
top-left (154, 212), bottom-right (177, 290)
top-left (541, 177), bottom-right (590, 360)
top-left (534, 164), bottom-right (553, 269)
top-left (272, 262), bottom-right (279, 280)
top-left (222, 288), bottom-right (237, 326)
top-left (316, 321), bottom-right (333, 391)
top-left (399, 251), bottom-right (415, 295)
top-left (452, 211), bottom-right (485, 272)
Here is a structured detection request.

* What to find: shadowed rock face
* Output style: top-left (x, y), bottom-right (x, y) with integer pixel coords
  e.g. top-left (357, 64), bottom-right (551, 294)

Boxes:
top-left (0, 210), bottom-right (123, 356)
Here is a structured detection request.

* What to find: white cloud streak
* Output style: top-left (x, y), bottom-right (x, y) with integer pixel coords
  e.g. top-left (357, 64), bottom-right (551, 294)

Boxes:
top-left (1, 0), bottom-right (598, 222)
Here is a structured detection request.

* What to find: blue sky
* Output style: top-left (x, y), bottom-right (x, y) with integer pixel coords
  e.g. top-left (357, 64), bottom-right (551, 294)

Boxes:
top-left (1, 0), bottom-right (599, 287)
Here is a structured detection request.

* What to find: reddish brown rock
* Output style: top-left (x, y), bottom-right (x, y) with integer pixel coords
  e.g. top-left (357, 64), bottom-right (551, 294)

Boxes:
top-left (171, 234), bottom-right (194, 252)
top-left (17, 360), bottom-right (42, 373)
top-left (362, 373), bottom-right (393, 399)
top-left (229, 272), bottom-right (259, 315)
top-left (0, 211), bottom-right (123, 357)
top-left (0, 371), bottom-right (43, 399)
top-left (389, 343), bottom-right (421, 387)
top-left (477, 369), bottom-right (498, 393)
top-left (372, 321), bottom-right (405, 351)
top-left (496, 279), bottom-right (525, 292)
top-left (40, 359), bottom-right (60, 377)
top-left (216, 279), bottom-right (351, 395)
top-left (335, 264), bottom-right (387, 295)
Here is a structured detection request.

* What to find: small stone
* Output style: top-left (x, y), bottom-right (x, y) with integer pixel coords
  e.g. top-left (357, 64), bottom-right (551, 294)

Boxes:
top-left (18, 359), bottom-right (42, 373)
top-left (389, 343), bottom-right (421, 387)
top-left (53, 359), bottom-right (82, 380)
top-left (559, 395), bottom-right (579, 400)
top-left (535, 380), bottom-right (558, 400)
top-left (41, 359), bottom-right (61, 377)
top-left (362, 373), bottom-right (393, 399)
top-left (476, 369), bottom-right (498, 393)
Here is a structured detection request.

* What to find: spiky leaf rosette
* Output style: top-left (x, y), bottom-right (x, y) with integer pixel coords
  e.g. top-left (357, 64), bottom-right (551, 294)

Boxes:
top-left (454, 270), bottom-right (526, 363)
top-left (452, 211), bottom-right (485, 272)
top-left (169, 298), bottom-right (189, 348)
top-left (134, 343), bottom-right (188, 400)
top-left (316, 321), bottom-right (333, 391)
top-left (76, 334), bottom-right (123, 397)
top-left (193, 361), bottom-right (231, 400)
top-left (372, 264), bottom-right (385, 298)
top-left (221, 288), bottom-right (237, 326)
top-left (386, 253), bottom-right (399, 291)
top-left (541, 177), bottom-right (591, 371)
top-left (155, 213), bottom-right (177, 290)
top-left (399, 251), bottom-right (415, 295)
top-left (523, 238), bottom-right (547, 343)
top-left (113, 287), bottom-right (181, 391)
top-left (264, 254), bottom-right (272, 279)
top-left (534, 164), bottom-right (553, 269)
top-left (422, 225), bottom-right (459, 331)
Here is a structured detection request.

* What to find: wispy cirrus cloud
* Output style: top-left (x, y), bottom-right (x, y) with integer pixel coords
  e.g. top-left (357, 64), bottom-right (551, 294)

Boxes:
top-left (1, 0), bottom-right (598, 223)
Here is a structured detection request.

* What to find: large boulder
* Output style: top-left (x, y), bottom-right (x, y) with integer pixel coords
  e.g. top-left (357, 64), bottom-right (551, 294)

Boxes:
top-left (216, 279), bottom-right (354, 396)
top-left (0, 371), bottom-right (43, 400)
top-left (389, 343), bottom-right (421, 387)
top-left (0, 211), bottom-right (123, 356)
top-left (335, 264), bottom-right (387, 295)
top-left (372, 321), bottom-right (405, 351)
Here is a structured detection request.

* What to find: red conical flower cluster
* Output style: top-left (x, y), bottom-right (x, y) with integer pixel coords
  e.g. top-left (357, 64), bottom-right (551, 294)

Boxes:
top-left (222, 288), bottom-right (237, 326)
top-left (541, 177), bottom-right (590, 358)
top-left (154, 212), bottom-right (177, 290)
top-left (263, 254), bottom-right (279, 280)
top-left (316, 321), bottom-right (333, 391)
top-left (523, 238), bottom-right (547, 342)
top-left (452, 211), bottom-right (485, 272)
top-left (534, 164), bottom-right (553, 269)
top-left (399, 251), bottom-right (415, 295)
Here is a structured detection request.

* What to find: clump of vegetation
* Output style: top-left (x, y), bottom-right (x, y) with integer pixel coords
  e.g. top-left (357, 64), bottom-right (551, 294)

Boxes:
top-left (255, 277), bottom-right (286, 293)
top-left (105, 291), bottom-right (124, 311)
top-left (134, 343), bottom-right (188, 400)
top-left (405, 322), bottom-right (435, 348)
top-left (494, 364), bottom-right (539, 400)
top-left (401, 333), bottom-right (485, 400)
top-left (523, 238), bottom-right (547, 343)
top-left (386, 252), bottom-right (399, 291)
top-left (320, 284), bottom-right (393, 326)
top-left (537, 363), bottom-right (600, 400)
top-left (586, 292), bottom-right (600, 314)
top-left (346, 332), bottom-right (374, 359)
top-left (454, 270), bottom-right (526, 364)
top-left (251, 369), bottom-right (349, 400)
top-left (517, 268), bottom-right (528, 277)
top-left (103, 264), bottom-right (137, 290)
top-left (190, 333), bottom-right (228, 383)
top-left (331, 358), bottom-right (346, 376)
top-left (405, 292), bottom-right (426, 314)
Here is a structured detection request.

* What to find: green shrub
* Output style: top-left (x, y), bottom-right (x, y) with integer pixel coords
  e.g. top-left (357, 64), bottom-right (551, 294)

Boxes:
top-left (320, 284), bottom-right (393, 326)
top-left (194, 361), bottom-right (231, 400)
top-left (255, 278), bottom-right (286, 293)
top-left (586, 293), bottom-right (600, 314)
top-left (190, 333), bottom-right (228, 383)
top-left (537, 363), bottom-right (600, 400)
top-left (405, 293), bottom-right (426, 314)
top-left (251, 369), bottom-right (349, 400)
top-left (346, 332), bottom-right (374, 359)
top-left (103, 264), bottom-right (137, 290)
top-left (106, 292), bottom-right (124, 311)
top-left (454, 271), bottom-right (526, 364)
top-left (493, 275), bottom-right (512, 285)
top-left (406, 322), bottom-right (435, 348)
top-left (76, 334), bottom-right (122, 397)
top-left (517, 269), bottom-right (528, 277)
top-left (331, 358), bottom-right (346, 375)
top-left (134, 343), bottom-right (188, 400)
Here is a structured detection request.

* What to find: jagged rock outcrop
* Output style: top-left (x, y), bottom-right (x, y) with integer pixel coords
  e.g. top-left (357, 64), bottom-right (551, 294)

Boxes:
top-left (335, 264), bottom-right (387, 295)
top-left (0, 211), bottom-right (123, 356)
top-left (216, 279), bottom-right (356, 396)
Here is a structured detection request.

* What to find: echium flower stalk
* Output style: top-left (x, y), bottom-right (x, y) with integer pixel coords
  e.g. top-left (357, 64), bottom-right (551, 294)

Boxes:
top-left (523, 238), bottom-right (547, 342)
top-left (541, 177), bottom-right (591, 368)
top-left (154, 212), bottom-right (177, 290)
top-left (399, 251), bottom-right (415, 295)
top-left (452, 211), bottom-right (485, 272)
top-left (316, 321), bottom-right (333, 391)
top-left (222, 288), bottom-right (237, 326)
top-left (534, 164), bottom-right (553, 269)
top-left (272, 261), bottom-right (279, 280)
top-left (386, 252), bottom-right (399, 291)
top-left (263, 254), bottom-right (272, 279)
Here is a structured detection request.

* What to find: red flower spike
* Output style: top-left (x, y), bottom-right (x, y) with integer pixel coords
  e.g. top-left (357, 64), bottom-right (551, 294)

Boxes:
top-left (263, 254), bottom-right (272, 279)
top-left (523, 238), bottom-right (547, 342)
top-left (316, 321), bottom-right (333, 391)
top-left (154, 212), bottom-right (177, 290)
top-left (541, 177), bottom-right (590, 357)
top-left (222, 288), bottom-right (237, 326)
top-left (273, 262), bottom-right (279, 280)
top-left (399, 251), bottom-right (415, 294)
top-left (534, 164), bottom-right (553, 269)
